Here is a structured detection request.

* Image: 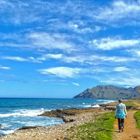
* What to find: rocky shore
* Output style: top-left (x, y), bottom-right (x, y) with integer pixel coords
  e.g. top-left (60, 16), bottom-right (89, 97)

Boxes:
top-left (0, 107), bottom-right (106, 140)
top-left (1, 100), bottom-right (139, 140)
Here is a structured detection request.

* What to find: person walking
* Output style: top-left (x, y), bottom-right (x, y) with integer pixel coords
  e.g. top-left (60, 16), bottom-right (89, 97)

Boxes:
top-left (115, 99), bottom-right (127, 132)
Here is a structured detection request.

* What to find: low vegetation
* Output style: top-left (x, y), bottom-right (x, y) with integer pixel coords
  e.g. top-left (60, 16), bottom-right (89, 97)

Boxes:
top-left (123, 99), bottom-right (140, 109)
top-left (68, 112), bottom-right (115, 140)
top-left (124, 100), bottom-right (135, 107)
top-left (134, 111), bottom-right (140, 129)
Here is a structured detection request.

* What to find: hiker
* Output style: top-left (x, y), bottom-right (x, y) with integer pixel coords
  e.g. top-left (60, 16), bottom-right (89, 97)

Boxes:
top-left (115, 99), bottom-right (127, 132)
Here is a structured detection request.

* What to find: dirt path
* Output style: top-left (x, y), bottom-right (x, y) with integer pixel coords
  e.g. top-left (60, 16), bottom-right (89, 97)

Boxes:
top-left (113, 111), bottom-right (140, 140)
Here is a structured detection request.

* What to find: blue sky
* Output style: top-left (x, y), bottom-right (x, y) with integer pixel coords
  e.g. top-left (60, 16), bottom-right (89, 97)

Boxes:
top-left (0, 0), bottom-right (140, 98)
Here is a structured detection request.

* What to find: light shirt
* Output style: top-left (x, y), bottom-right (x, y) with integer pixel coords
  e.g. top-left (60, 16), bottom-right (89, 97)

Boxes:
top-left (115, 103), bottom-right (127, 119)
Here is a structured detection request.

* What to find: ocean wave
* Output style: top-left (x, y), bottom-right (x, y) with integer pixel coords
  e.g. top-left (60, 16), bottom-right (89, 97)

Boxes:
top-left (97, 99), bottom-right (115, 103)
top-left (83, 104), bottom-right (92, 108)
top-left (83, 104), bottom-right (100, 108)
top-left (98, 100), bottom-right (115, 104)
top-left (0, 108), bottom-right (46, 118)
top-left (92, 104), bottom-right (100, 108)
top-left (0, 129), bottom-right (15, 135)
top-left (82, 100), bottom-right (115, 108)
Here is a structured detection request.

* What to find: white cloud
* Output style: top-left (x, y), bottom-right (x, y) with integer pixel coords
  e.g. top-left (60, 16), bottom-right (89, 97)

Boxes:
top-left (45, 54), bottom-right (63, 59)
top-left (0, 31), bottom-right (76, 52)
top-left (96, 0), bottom-right (140, 23)
top-left (38, 53), bottom-right (86, 63)
top-left (136, 51), bottom-right (140, 56)
top-left (101, 76), bottom-right (140, 87)
top-left (68, 22), bottom-right (94, 34)
top-left (28, 32), bottom-right (75, 51)
top-left (90, 38), bottom-right (140, 50)
top-left (90, 55), bottom-right (134, 63)
top-left (38, 67), bottom-right (82, 78)
top-left (113, 66), bottom-right (129, 72)
top-left (72, 82), bottom-right (80, 86)
top-left (129, 49), bottom-right (140, 57)
top-left (38, 54), bottom-right (63, 61)
top-left (0, 65), bottom-right (11, 70)
top-left (2, 56), bottom-right (40, 63)
top-left (3, 56), bottom-right (28, 62)
top-left (0, 0), bottom-right (42, 25)
top-left (1, 0), bottom-right (140, 27)
top-left (37, 53), bottom-right (136, 65)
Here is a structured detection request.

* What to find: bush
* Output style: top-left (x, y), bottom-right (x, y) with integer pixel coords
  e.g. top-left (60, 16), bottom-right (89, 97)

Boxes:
top-left (134, 111), bottom-right (140, 129)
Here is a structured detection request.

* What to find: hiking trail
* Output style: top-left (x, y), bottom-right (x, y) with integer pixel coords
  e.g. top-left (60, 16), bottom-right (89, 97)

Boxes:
top-left (113, 111), bottom-right (140, 140)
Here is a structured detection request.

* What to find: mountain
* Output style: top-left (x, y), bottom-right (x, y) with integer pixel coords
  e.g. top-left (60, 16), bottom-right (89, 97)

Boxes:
top-left (74, 85), bottom-right (140, 99)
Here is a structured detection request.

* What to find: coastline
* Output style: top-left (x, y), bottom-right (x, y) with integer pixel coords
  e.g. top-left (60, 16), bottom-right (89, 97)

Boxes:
top-left (0, 99), bottom-right (115, 136)
top-left (0, 101), bottom-right (117, 140)
top-left (1, 99), bottom-right (140, 140)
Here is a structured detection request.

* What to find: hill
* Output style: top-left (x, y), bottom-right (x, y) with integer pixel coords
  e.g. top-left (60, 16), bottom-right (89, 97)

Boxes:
top-left (74, 85), bottom-right (140, 99)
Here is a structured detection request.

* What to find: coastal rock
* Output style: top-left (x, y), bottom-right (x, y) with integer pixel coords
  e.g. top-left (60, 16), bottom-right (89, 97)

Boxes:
top-left (62, 117), bottom-right (75, 123)
top-left (18, 126), bottom-right (41, 130)
top-left (40, 108), bottom-right (102, 123)
top-left (104, 106), bottom-right (116, 110)
top-left (40, 109), bottom-right (75, 118)
top-left (74, 85), bottom-right (140, 99)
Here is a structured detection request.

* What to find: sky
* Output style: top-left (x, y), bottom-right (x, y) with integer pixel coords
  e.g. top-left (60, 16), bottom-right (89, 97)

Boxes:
top-left (0, 0), bottom-right (140, 98)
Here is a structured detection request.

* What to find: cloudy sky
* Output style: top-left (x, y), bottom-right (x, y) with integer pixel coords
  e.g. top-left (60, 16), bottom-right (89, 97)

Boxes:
top-left (0, 0), bottom-right (140, 98)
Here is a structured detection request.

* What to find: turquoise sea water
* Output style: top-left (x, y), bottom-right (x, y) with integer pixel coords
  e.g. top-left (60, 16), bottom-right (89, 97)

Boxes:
top-left (0, 98), bottom-right (114, 135)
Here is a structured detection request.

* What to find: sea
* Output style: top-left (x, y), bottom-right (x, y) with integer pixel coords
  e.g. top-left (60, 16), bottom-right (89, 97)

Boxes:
top-left (0, 98), bottom-right (114, 135)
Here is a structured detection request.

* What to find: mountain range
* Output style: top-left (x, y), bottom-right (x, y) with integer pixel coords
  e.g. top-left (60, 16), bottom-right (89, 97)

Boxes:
top-left (74, 85), bottom-right (140, 99)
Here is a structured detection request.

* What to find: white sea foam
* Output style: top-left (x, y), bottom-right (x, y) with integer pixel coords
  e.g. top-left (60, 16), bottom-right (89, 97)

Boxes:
top-left (0, 123), bottom-right (12, 129)
top-left (98, 100), bottom-right (115, 104)
top-left (83, 104), bottom-right (100, 108)
top-left (0, 108), bottom-right (46, 118)
top-left (82, 100), bottom-right (115, 108)
top-left (0, 111), bottom-right (63, 136)
top-left (92, 104), bottom-right (100, 108)
top-left (83, 104), bottom-right (92, 108)
top-left (101, 101), bottom-right (115, 105)
top-left (0, 130), bottom-right (15, 135)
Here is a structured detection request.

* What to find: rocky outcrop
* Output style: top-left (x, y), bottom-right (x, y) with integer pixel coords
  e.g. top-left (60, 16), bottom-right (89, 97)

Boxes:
top-left (40, 108), bottom-right (102, 123)
top-left (18, 126), bottom-right (41, 130)
top-left (74, 85), bottom-right (140, 99)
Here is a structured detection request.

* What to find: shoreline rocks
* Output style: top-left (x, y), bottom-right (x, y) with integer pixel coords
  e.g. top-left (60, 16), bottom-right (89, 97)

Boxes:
top-left (40, 107), bottom-right (103, 123)
top-left (0, 107), bottom-right (105, 140)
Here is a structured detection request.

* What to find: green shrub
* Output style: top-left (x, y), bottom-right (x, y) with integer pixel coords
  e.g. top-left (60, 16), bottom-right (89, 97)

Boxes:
top-left (134, 111), bottom-right (140, 129)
